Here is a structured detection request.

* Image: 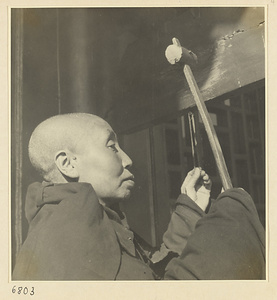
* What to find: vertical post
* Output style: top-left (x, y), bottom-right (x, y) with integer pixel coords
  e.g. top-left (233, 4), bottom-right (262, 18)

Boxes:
top-left (58, 9), bottom-right (98, 114)
top-left (11, 8), bottom-right (24, 267)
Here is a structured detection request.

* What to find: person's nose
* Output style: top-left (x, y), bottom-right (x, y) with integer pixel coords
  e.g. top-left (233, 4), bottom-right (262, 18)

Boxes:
top-left (119, 148), bottom-right (133, 168)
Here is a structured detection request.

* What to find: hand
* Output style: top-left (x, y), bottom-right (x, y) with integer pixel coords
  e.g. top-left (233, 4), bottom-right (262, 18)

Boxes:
top-left (181, 167), bottom-right (212, 211)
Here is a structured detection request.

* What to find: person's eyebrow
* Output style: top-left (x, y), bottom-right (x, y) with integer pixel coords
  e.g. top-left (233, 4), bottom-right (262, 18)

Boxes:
top-left (106, 129), bottom-right (117, 141)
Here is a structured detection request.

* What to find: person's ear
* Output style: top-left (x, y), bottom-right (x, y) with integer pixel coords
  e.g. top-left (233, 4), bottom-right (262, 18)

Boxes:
top-left (55, 150), bottom-right (79, 179)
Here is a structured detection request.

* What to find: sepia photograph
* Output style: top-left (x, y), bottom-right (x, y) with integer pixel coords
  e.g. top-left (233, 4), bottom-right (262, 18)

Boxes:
top-left (2, 1), bottom-right (277, 299)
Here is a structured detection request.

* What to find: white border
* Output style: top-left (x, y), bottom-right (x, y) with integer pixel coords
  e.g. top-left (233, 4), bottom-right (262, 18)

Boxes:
top-left (1, 1), bottom-right (277, 299)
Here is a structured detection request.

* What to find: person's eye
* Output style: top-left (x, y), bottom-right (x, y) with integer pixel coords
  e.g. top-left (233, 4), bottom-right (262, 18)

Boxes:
top-left (107, 142), bottom-right (118, 153)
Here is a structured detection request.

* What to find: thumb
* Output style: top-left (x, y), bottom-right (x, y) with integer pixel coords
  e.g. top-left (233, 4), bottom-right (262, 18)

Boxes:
top-left (184, 168), bottom-right (201, 201)
top-left (187, 167), bottom-right (201, 188)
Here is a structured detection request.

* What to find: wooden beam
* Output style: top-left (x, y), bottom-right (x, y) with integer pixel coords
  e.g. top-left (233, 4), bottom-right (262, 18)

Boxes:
top-left (114, 7), bottom-right (265, 133)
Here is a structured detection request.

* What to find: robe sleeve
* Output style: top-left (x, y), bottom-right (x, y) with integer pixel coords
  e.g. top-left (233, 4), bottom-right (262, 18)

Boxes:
top-left (164, 188), bottom-right (265, 280)
top-left (163, 194), bottom-right (206, 255)
top-left (151, 194), bottom-right (205, 263)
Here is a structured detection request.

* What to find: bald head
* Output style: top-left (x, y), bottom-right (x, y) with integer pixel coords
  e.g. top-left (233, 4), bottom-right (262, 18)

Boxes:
top-left (29, 113), bottom-right (107, 182)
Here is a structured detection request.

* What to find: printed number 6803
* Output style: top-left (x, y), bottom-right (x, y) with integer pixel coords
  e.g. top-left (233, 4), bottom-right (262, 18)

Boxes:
top-left (12, 286), bottom-right (34, 296)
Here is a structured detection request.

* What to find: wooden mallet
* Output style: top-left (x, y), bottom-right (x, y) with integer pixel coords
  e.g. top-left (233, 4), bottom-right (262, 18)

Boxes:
top-left (165, 38), bottom-right (233, 191)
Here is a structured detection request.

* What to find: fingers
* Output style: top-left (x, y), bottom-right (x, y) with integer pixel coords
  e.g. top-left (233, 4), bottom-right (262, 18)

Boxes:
top-left (181, 168), bottom-right (211, 194)
top-left (200, 170), bottom-right (212, 191)
top-left (180, 167), bottom-right (212, 211)
top-left (200, 170), bottom-right (209, 182)
top-left (181, 168), bottom-right (197, 193)
top-left (188, 168), bottom-right (201, 187)
top-left (181, 168), bottom-right (201, 200)
top-left (183, 168), bottom-right (204, 187)
top-left (190, 168), bottom-right (209, 184)
top-left (181, 168), bottom-right (199, 188)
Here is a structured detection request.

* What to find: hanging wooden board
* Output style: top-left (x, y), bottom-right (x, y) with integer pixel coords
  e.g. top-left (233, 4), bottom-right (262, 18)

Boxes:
top-left (114, 7), bottom-right (265, 133)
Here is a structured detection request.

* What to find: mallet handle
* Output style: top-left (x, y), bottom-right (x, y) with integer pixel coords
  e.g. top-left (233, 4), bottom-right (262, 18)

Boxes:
top-left (183, 65), bottom-right (233, 190)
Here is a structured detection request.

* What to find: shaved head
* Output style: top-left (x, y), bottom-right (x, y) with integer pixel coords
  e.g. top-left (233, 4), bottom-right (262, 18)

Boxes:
top-left (29, 113), bottom-right (107, 182)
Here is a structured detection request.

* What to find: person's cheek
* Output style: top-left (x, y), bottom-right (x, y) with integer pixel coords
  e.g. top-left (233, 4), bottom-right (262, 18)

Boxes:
top-left (109, 155), bottom-right (124, 176)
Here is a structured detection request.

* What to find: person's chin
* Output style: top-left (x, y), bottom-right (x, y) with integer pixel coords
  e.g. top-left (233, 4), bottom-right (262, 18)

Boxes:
top-left (121, 189), bottom-right (132, 200)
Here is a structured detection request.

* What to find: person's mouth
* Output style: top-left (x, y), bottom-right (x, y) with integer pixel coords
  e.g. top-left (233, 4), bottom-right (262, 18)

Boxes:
top-left (123, 174), bottom-right (135, 187)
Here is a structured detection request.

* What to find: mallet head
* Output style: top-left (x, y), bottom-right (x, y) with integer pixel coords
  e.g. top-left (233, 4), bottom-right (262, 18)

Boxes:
top-left (165, 38), bottom-right (198, 66)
